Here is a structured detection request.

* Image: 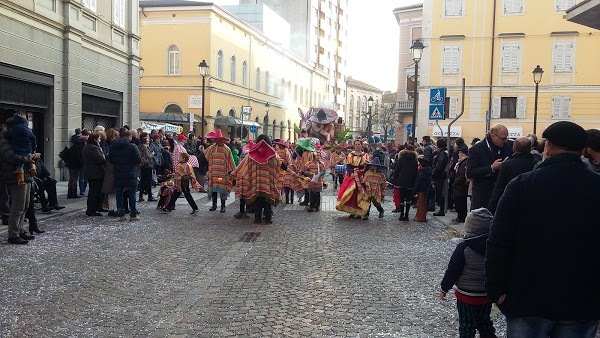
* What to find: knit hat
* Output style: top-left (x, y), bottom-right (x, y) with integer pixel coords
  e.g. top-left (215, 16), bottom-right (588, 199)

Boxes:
top-left (464, 208), bottom-right (493, 238)
top-left (459, 147), bottom-right (469, 155)
top-left (541, 121), bottom-right (587, 152)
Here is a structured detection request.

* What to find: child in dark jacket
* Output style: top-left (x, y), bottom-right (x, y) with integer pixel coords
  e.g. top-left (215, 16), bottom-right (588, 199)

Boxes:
top-left (412, 155), bottom-right (432, 222)
top-left (4, 114), bottom-right (37, 185)
top-left (440, 208), bottom-right (497, 338)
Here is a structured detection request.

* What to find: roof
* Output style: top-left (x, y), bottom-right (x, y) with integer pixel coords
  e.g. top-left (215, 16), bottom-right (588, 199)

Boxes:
top-left (346, 77), bottom-right (382, 93)
top-left (393, 3), bottom-right (423, 12)
top-left (139, 0), bottom-right (213, 7)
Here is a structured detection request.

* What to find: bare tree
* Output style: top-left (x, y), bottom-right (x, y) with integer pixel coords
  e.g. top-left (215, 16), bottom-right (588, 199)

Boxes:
top-left (378, 103), bottom-right (396, 143)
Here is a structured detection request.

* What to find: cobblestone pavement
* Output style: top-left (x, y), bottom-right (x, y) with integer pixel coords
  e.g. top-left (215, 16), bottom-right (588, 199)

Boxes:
top-left (0, 188), bottom-right (507, 337)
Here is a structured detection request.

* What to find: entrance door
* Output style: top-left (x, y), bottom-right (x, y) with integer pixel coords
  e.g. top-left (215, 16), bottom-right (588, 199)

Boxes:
top-left (0, 107), bottom-right (46, 156)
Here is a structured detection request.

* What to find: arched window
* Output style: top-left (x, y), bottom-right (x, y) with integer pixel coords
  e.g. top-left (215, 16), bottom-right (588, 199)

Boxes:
top-left (356, 96), bottom-right (361, 112)
top-left (242, 61), bottom-right (248, 87)
top-left (164, 104), bottom-right (183, 115)
top-left (230, 56), bottom-right (236, 83)
top-left (349, 95), bottom-right (354, 112)
top-left (217, 50), bottom-right (224, 79)
top-left (294, 84), bottom-right (298, 102)
top-left (216, 109), bottom-right (222, 116)
top-left (356, 117), bottom-right (360, 129)
top-left (265, 72), bottom-right (270, 94)
top-left (256, 67), bottom-right (261, 91)
top-left (168, 45), bottom-right (180, 75)
top-left (363, 95), bottom-right (368, 111)
top-left (229, 108), bottom-right (235, 117)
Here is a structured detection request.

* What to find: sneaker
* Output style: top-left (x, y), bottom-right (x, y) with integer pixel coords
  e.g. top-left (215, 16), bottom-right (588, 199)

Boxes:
top-left (119, 216), bottom-right (128, 222)
top-left (190, 209), bottom-right (198, 215)
top-left (130, 216), bottom-right (141, 221)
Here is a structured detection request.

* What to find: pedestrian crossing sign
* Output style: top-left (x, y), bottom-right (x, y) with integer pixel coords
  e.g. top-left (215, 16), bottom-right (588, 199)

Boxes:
top-left (429, 104), bottom-right (445, 120)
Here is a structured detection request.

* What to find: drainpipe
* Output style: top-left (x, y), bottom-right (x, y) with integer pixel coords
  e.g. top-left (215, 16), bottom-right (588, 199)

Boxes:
top-left (486, 0), bottom-right (497, 132)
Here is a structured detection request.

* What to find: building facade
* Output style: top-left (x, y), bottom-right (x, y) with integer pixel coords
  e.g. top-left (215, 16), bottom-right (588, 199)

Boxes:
top-left (139, 0), bottom-right (329, 142)
top-left (345, 77), bottom-right (381, 139)
top-left (418, 0), bottom-right (600, 144)
top-left (393, 3), bottom-right (423, 145)
top-left (0, 0), bottom-right (141, 176)
top-left (239, 0), bottom-right (349, 116)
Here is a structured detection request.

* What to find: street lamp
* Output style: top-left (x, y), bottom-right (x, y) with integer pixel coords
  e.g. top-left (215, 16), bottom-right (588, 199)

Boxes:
top-left (532, 65), bottom-right (544, 135)
top-left (139, 66), bottom-right (144, 79)
top-left (198, 59), bottom-right (209, 137)
top-left (410, 39), bottom-right (424, 143)
top-left (265, 103), bottom-right (270, 137)
top-left (265, 102), bottom-right (270, 117)
top-left (367, 96), bottom-right (374, 136)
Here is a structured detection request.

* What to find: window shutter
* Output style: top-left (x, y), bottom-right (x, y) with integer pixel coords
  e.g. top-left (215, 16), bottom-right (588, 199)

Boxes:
top-left (552, 96), bottom-right (562, 118)
top-left (564, 42), bottom-right (573, 72)
top-left (516, 96), bottom-right (527, 119)
top-left (492, 97), bottom-right (501, 118)
top-left (556, 0), bottom-right (566, 11)
top-left (449, 97), bottom-right (459, 118)
top-left (561, 97), bottom-right (571, 119)
top-left (443, 47), bottom-right (451, 73)
top-left (512, 45), bottom-right (520, 72)
top-left (501, 44), bottom-right (512, 72)
top-left (452, 46), bottom-right (460, 74)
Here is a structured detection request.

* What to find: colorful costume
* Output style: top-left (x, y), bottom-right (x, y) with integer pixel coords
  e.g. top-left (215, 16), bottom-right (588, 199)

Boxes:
top-left (336, 151), bottom-right (371, 216)
top-left (305, 159), bottom-right (326, 212)
top-left (295, 139), bottom-right (315, 206)
top-left (362, 158), bottom-right (387, 219)
top-left (275, 140), bottom-right (296, 204)
top-left (163, 160), bottom-right (202, 213)
top-left (205, 129), bottom-right (235, 212)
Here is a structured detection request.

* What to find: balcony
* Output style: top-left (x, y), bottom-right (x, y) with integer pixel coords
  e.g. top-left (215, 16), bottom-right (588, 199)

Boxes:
top-left (395, 100), bottom-right (414, 111)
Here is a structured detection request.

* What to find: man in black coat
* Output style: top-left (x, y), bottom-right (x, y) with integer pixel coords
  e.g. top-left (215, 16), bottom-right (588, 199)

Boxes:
top-left (486, 121), bottom-right (600, 335)
top-left (466, 124), bottom-right (513, 210)
top-left (107, 131), bottom-right (141, 221)
top-left (432, 139), bottom-right (449, 216)
top-left (487, 137), bottom-right (539, 214)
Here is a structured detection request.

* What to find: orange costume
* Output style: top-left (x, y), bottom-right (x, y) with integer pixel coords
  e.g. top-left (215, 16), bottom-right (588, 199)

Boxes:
top-left (335, 151), bottom-right (371, 216)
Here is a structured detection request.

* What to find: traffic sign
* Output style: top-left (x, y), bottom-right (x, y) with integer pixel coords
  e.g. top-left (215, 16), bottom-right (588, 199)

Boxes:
top-left (406, 124), bottom-right (412, 133)
top-left (430, 88), bottom-right (446, 104)
top-left (429, 104), bottom-right (445, 120)
top-left (249, 125), bottom-right (258, 134)
top-left (388, 128), bottom-right (395, 136)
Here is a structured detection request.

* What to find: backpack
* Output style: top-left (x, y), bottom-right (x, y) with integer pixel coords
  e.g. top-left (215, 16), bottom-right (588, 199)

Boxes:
top-left (59, 146), bottom-right (70, 162)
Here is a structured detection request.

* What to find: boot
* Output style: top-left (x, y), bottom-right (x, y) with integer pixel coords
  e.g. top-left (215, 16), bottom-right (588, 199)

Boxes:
top-left (103, 199), bottom-right (110, 210)
top-left (285, 189), bottom-right (290, 204)
top-left (403, 203), bottom-right (411, 221)
top-left (29, 221), bottom-right (45, 235)
top-left (234, 198), bottom-right (248, 218)
top-left (413, 193), bottom-right (428, 222)
top-left (398, 203), bottom-right (405, 220)
top-left (14, 169), bottom-right (25, 186)
top-left (289, 191), bottom-right (294, 204)
top-left (28, 161), bottom-right (37, 176)
top-left (433, 206), bottom-right (445, 217)
top-left (220, 199), bottom-right (226, 212)
top-left (209, 193), bottom-right (217, 211)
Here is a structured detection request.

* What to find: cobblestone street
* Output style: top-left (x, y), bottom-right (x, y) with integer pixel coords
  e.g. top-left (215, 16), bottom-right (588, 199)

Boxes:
top-left (0, 189), bottom-right (506, 337)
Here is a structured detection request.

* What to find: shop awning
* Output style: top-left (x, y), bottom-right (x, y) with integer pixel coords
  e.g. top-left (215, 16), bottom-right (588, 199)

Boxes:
top-left (214, 115), bottom-right (260, 127)
top-left (566, 0), bottom-right (600, 30)
top-left (140, 112), bottom-right (187, 123)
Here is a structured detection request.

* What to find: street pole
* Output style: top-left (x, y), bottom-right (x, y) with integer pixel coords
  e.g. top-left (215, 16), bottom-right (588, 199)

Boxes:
top-left (201, 75), bottom-right (206, 138)
top-left (533, 82), bottom-right (539, 135)
top-left (411, 61), bottom-right (419, 143)
top-left (367, 106), bottom-right (372, 136)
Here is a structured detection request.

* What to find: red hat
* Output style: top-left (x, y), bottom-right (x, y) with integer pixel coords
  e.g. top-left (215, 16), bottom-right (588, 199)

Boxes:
top-left (152, 133), bottom-right (161, 140)
top-left (177, 134), bottom-right (187, 142)
top-left (242, 140), bottom-right (256, 154)
top-left (274, 140), bottom-right (287, 148)
top-left (248, 140), bottom-right (276, 164)
top-left (206, 129), bottom-right (230, 142)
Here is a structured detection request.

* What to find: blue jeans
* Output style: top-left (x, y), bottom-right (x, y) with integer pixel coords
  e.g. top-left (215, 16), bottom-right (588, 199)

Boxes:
top-left (79, 171), bottom-right (88, 194)
top-left (507, 316), bottom-right (598, 338)
top-left (115, 179), bottom-right (138, 217)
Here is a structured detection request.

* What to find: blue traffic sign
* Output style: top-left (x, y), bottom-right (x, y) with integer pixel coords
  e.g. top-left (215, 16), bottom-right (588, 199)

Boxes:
top-left (249, 125), bottom-right (258, 133)
top-left (429, 104), bottom-right (445, 120)
top-left (406, 124), bottom-right (412, 133)
top-left (388, 128), bottom-right (395, 136)
top-left (430, 87), bottom-right (447, 104)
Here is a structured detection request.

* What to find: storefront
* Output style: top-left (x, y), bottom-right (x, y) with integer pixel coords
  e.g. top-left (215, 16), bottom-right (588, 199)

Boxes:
top-left (81, 85), bottom-right (122, 131)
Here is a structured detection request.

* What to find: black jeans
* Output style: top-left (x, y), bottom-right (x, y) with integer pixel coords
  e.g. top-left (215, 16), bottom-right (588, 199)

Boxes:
top-left (166, 186), bottom-right (198, 211)
top-left (254, 196), bottom-right (272, 222)
top-left (139, 167), bottom-right (153, 199)
top-left (86, 178), bottom-right (104, 214)
top-left (38, 177), bottom-right (59, 208)
top-left (434, 178), bottom-right (445, 211)
top-left (454, 195), bottom-right (468, 221)
top-left (309, 191), bottom-right (321, 210)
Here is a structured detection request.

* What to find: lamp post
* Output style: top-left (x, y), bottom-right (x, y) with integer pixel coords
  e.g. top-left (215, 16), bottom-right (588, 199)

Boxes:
top-left (198, 60), bottom-right (209, 138)
top-left (366, 96), bottom-right (374, 136)
top-left (410, 39), bottom-right (424, 143)
top-left (532, 65), bottom-right (544, 135)
top-left (265, 102), bottom-right (270, 137)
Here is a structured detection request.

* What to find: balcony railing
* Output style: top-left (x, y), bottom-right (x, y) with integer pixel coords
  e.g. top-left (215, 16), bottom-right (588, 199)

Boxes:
top-left (395, 100), bottom-right (414, 111)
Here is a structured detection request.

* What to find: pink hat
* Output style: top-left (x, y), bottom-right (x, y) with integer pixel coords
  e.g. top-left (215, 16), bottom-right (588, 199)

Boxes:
top-left (206, 129), bottom-right (230, 143)
top-left (248, 140), bottom-right (276, 164)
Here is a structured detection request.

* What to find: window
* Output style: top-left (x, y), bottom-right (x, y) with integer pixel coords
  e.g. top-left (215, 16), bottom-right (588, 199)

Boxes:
top-left (410, 27), bottom-right (422, 47)
top-left (554, 41), bottom-right (574, 73)
top-left (83, 0), bottom-right (97, 12)
top-left (442, 45), bottom-right (461, 74)
top-left (552, 96), bottom-right (571, 119)
top-left (556, 0), bottom-right (576, 12)
top-left (256, 68), bottom-right (261, 91)
top-left (503, 0), bottom-right (524, 14)
top-left (501, 43), bottom-right (520, 73)
top-left (242, 61), bottom-right (247, 86)
top-left (217, 50), bottom-right (223, 79)
top-left (349, 95), bottom-right (354, 112)
top-left (363, 96), bottom-right (367, 111)
top-left (294, 84), bottom-right (298, 101)
top-left (500, 97), bottom-right (517, 118)
top-left (356, 96), bottom-right (361, 112)
top-left (167, 45), bottom-right (180, 75)
top-left (300, 86), bottom-right (304, 103)
top-left (113, 0), bottom-right (125, 28)
top-left (265, 72), bottom-right (270, 94)
top-left (230, 56), bottom-right (236, 83)
top-left (444, 0), bottom-right (463, 16)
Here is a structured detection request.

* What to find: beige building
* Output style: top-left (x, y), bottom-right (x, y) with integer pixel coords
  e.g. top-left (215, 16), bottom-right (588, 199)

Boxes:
top-left (139, 0), bottom-right (329, 141)
top-left (0, 0), bottom-right (141, 176)
top-left (393, 3), bottom-right (423, 145)
top-left (345, 77), bottom-right (381, 139)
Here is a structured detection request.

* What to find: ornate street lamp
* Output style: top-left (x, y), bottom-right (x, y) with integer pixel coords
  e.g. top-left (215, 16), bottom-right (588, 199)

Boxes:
top-left (532, 65), bottom-right (544, 135)
top-left (410, 39), bottom-right (424, 143)
top-left (198, 60), bottom-right (209, 137)
top-left (367, 96), bottom-right (374, 136)
top-left (265, 102), bottom-right (270, 117)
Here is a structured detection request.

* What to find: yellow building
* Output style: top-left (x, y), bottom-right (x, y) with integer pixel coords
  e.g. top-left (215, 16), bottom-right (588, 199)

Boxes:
top-left (139, 0), bottom-right (329, 141)
top-left (418, 0), bottom-right (600, 143)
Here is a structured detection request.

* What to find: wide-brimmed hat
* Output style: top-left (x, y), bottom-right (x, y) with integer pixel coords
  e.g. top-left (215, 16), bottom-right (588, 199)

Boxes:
top-left (206, 129), bottom-right (230, 142)
top-left (274, 139), bottom-right (288, 148)
top-left (295, 138), bottom-right (315, 154)
top-left (248, 140), bottom-right (276, 164)
top-left (366, 157), bottom-right (387, 170)
top-left (307, 108), bottom-right (338, 125)
top-left (242, 140), bottom-right (256, 154)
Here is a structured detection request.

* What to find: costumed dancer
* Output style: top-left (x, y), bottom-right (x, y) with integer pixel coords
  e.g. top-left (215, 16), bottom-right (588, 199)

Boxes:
top-left (329, 144), bottom-right (346, 189)
top-left (204, 129), bottom-right (235, 212)
top-left (296, 139), bottom-right (316, 205)
top-left (336, 139), bottom-right (371, 218)
top-left (304, 151), bottom-right (326, 212)
top-left (232, 135), bottom-right (282, 224)
top-left (234, 141), bottom-right (255, 219)
top-left (362, 157), bottom-right (387, 220)
top-left (156, 169), bottom-right (174, 210)
top-left (274, 140), bottom-right (295, 204)
top-left (162, 152), bottom-right (202, 214)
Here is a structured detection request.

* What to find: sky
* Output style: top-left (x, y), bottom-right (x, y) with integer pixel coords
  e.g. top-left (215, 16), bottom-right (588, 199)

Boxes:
top-left (209, 0), bottom-right (422, 92)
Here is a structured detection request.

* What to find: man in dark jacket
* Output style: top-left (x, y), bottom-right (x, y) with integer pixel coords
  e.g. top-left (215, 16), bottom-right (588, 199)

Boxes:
top-left (466, 124), bottom-right (513, 210)
top-left (487, 137), bottom-right (539, 214)
top-left (0, 126), bottom-right (40, 244)
top-left (432, 139), bottom-right (449, 216)
top-left (390, 146), bottom-right (418, 221)
top-left (107, 131), bottom-right (141, 221)
top-left (34, 158), bottom-right (64, 212)
top-left (421, 136), bottom-right (435, 164)
top-left (486, 121), bottom-right (600, 336)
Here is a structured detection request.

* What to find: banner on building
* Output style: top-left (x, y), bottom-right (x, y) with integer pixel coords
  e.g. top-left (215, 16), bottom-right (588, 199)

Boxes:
top-left (140, 121), bottom-right (182, 134)
top-left (507, 127), bottom-right (523, 139)
top-left (432, 126), bottom-right (462, 138)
